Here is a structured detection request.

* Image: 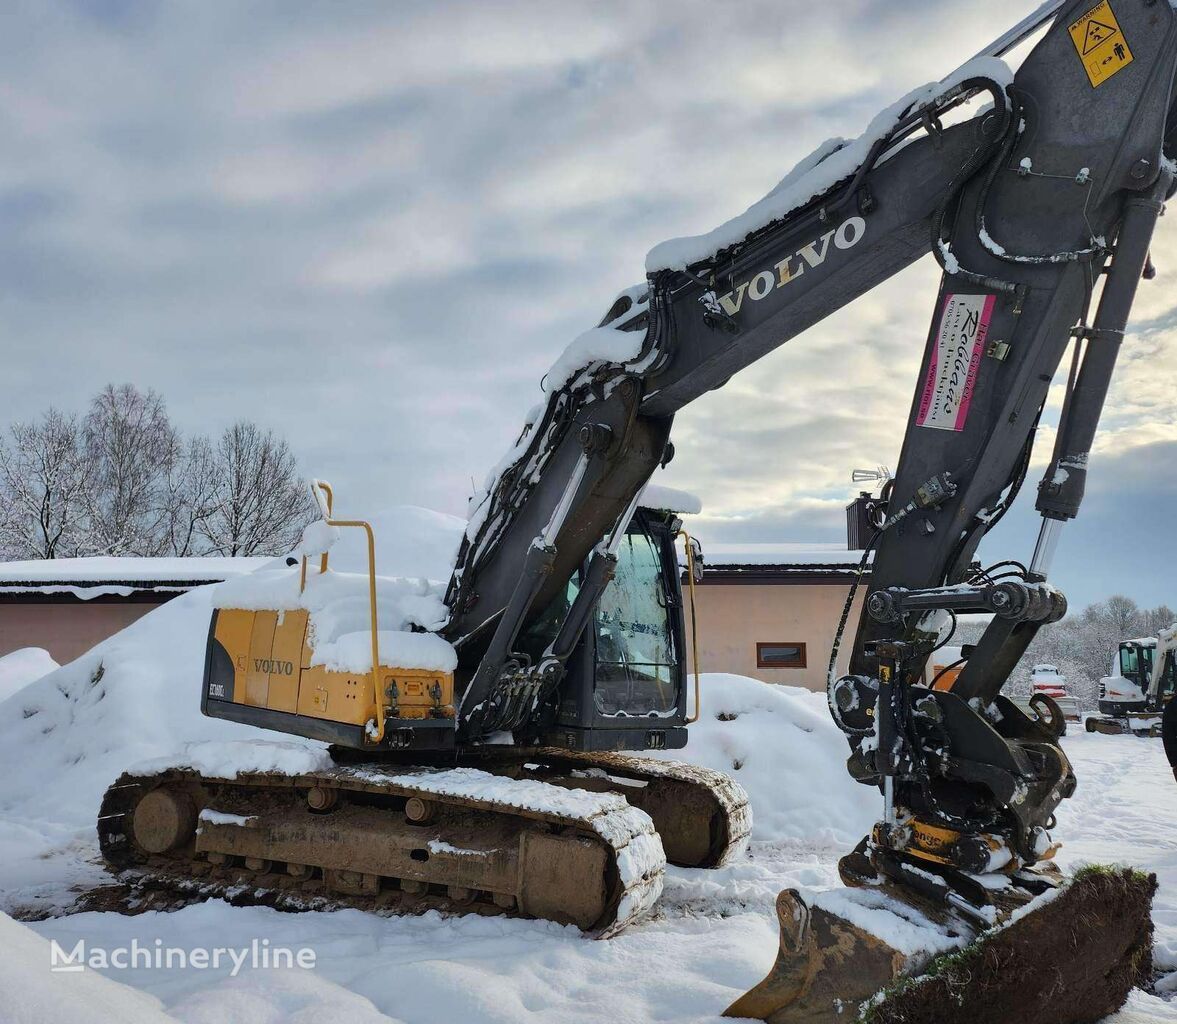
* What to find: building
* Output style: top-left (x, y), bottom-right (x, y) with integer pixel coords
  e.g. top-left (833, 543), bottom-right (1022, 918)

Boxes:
top-left (0, 557), bottom-right (271, 663)
top-left (684, 543), bottom-right (871, 691)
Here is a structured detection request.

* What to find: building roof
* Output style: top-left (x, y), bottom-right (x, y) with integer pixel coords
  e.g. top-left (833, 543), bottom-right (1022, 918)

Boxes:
top-left (701, 542), bottom-right (872, 566)
top-left (0, 556), bottom-right (273, 600)
top-left (692, 543), bottom-right (871, 585)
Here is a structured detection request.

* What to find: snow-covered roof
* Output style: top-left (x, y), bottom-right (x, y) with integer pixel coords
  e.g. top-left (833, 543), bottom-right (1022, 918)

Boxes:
top-left (0, 556), bottom-right (273, 598)
top-left (701, 543), bottom-right (871, 568)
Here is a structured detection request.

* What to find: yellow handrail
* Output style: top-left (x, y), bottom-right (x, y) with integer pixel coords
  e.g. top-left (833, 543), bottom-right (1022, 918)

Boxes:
top-left (301, 480), bottom-right (385, 744)
top-left (677, 529), bottom-right (702, 725)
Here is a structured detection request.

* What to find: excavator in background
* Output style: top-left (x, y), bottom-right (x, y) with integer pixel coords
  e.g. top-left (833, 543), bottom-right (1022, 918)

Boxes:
top-left (97, 1), bottom-right (1176, 1019)
top-left (1087, 624), bottom-right (1177, 734)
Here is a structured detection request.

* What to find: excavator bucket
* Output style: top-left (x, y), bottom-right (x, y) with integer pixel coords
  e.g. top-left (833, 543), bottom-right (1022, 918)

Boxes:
top-left (726, 868), bottom-right (1156, 1024)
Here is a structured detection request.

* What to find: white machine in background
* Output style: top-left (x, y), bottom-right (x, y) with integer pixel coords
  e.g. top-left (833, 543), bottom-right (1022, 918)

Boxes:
top-left (1086, 625), bottom-right (1177, 736)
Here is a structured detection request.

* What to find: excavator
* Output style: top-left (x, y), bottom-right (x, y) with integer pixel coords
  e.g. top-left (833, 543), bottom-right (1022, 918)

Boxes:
top-left (96, 1), bottom-right (1175, 1019)
top-left (1087, 623), bottom-right (1177, 733)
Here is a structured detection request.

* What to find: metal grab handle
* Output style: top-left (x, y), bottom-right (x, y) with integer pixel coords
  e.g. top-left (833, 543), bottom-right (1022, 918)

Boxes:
top-left (676, 529), bottom-right (702, 725)
top-left (301, 480), bottom-right (385, 744)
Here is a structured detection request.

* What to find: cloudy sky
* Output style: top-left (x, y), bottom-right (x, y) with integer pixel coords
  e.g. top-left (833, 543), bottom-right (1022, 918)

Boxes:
top-left (2, 0), bottom-right (1174, 609)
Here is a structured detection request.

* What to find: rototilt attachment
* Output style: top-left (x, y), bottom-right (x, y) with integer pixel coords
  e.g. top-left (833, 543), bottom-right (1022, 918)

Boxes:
top-left (726, 867), bottom-right (1156, 1024)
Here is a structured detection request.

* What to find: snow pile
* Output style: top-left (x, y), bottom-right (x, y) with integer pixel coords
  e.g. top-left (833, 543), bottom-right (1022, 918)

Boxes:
top-left (214, 564), bottom-right (456, 674)
top-left (646, 56), bottom-right (1013, 272)
top-left (0, 589), bottom-right (303, 830)
top-left (655, 674), bottom-right (878, 844)
top-left (0, 647), bottom-right (59, 702)
top-left (0, 913), bottom-right (180, 1024)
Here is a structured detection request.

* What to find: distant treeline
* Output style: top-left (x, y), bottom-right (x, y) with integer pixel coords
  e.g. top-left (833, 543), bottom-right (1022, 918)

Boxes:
top-left (956, 596), bottom-right (1175, 708)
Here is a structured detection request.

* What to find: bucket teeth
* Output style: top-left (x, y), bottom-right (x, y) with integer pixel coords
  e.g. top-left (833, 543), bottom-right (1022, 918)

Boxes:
top-left (723, 889), bottom-right (904, 1022)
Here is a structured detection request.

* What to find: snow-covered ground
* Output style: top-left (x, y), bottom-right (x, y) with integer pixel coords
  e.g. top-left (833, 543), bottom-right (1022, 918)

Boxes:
top-left (0, 586), bottom-right (1174, 1022)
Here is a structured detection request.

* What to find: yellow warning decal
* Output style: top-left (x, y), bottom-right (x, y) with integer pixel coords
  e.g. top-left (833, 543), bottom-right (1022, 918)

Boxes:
top-left (1068, 0), bottom-right (1133, 88)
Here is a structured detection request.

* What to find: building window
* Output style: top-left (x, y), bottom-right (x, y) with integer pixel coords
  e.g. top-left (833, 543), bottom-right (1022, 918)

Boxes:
top-left (756, 642), bottom-right (807, 669)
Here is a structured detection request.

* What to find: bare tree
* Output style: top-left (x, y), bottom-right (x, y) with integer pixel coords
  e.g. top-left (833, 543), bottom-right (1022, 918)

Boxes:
top-left (978, 595), bottom-right (1177, 711)
top-left (0, 386), bottom-right (316, 561)
top-left (0, 409), bottom-right (89, 559)
top-left (160, 436), bottom-right (220, 557)
top-left (197, 422), bottom-right (316, 556)
top-left (80, 385), bottom-right (178, 556)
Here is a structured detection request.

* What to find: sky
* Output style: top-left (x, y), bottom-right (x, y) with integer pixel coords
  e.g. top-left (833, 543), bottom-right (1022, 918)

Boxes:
top-left (1, 0), bottom-right (1174, 610)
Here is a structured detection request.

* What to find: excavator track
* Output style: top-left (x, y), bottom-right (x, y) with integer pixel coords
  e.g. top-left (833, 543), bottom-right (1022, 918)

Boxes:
top-left (513, 749), bottom-right (752, 869)
top-left (95, 761), bottom-right (666, 936)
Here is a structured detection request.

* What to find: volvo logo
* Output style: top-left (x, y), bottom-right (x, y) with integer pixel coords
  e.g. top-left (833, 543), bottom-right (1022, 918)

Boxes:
top-left (715, 216), bottom-right (867, 317)
top-left (253, 658), bottom-right (294, 675)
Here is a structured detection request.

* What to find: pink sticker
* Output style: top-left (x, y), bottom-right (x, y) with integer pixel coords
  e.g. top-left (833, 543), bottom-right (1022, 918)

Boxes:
top-left (917, 293), bottom-right (996, 432)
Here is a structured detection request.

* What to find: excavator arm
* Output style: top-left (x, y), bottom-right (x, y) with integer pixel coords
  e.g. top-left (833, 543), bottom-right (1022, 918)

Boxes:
top-left (443, 0), bottom-right (1177, 916)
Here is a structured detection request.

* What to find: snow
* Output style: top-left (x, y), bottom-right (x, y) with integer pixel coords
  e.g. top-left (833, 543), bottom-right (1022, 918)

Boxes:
top-left (0, 647), bottom-right (59, 702)
top-left (427, 840), bottom-right (491, 858)
top-left (938, 239), bottom-right (961, 275)
top-left (979, 224), bottom-right (1008, 256)
top-left (701, 542), bottom-right (867, 567)
top-left (0, 912), bottom-right (179, 1024)
top-left (297, 519), bottom-right (341, 558)
top-left (0, 556), bottom-right (272, 585)
top-left (809, 886), bottom-right (963, 958)
top-left (646, 57), bottom-right (1013, 272)
top-left (0, 589), bottom-right (314, 838)
top-left (649, 674), bottom-right (877, 845)
top-left (543, 324), bottom-right (646, 395)
top-left (639, 483), bottom-right (702, 515)
top-left (213, 560), bottom-right (456, 675)
top-left (197, 809), bottom-right (255, 828)
top-left (0, 583), bottom-right (1173, 1022)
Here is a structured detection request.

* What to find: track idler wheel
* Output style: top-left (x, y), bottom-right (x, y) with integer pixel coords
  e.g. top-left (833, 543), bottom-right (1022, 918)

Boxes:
top-left (131, 787), bottom-right (197, 854)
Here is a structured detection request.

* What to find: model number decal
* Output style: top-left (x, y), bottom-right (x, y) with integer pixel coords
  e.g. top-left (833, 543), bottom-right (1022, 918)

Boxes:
top-left (917, 293), bottom-right (995, 432)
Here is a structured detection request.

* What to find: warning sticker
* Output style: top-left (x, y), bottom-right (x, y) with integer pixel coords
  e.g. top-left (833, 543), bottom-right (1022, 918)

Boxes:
top-left (917, 294), bottom-right (996, 433)
top-left (1068, 0), bottom-right (1133, 88)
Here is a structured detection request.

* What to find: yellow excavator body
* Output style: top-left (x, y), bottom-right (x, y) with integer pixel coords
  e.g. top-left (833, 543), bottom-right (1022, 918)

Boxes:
top-left (209, 607), bottom-right (455, 728)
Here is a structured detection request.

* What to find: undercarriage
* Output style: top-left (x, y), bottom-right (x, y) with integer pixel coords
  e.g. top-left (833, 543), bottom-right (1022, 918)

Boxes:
top-left (95, 748), bottom-right (750, 935)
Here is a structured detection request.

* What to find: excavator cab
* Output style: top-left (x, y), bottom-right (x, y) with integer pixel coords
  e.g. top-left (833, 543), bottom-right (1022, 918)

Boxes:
top-left (519, 507), bottom-right (691, 752)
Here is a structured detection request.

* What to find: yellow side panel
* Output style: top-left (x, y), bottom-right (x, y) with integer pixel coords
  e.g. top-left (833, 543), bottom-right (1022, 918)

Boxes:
top-left (267, 610), bottom-right (308, 713)
top-left (213, 609), bottom-right (255, 704)
top-left (244, 611), bottom-right (277, 707)
top-left (296, 665), bottom-right (371, 725)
